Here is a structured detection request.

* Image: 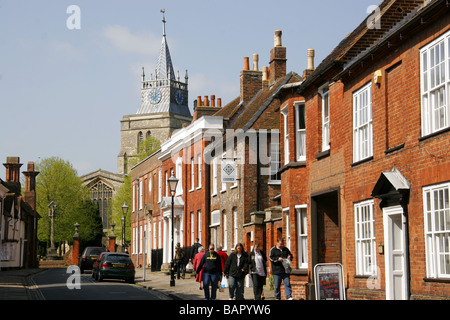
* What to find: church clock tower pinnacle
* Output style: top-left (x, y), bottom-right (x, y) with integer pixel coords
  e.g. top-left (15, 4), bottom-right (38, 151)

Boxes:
top-left (136, 9), bottom-right (190, 117)
top-left (118, 10), bottom-right (192, 175)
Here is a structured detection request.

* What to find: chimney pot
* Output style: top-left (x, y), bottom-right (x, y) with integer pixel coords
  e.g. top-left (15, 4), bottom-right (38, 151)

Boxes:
top-left (307, 48), bottom-right (315, 70)
top-left (211, 95), bottom-right (216, 107)
top-left (197, 96), bottom-right (202, 107)
top-left (204, 96), bottom-right (209, 107)
top-left (253, 54), bottom-right (259, 71)
top-left (218, 98), bottom-right (222, 107)
top-left (274, 30), bottom-right (282, 47)
top-left (243, 57), bottom-right (250, 71)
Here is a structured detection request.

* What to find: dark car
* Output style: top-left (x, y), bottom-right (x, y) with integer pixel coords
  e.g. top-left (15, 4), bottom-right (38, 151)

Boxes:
top-left (91, 251), bottom-right (109, 280)
top-left (79, 247), bottom-right (107, 273)
top-left (97, 252), bottom-right (135, 283)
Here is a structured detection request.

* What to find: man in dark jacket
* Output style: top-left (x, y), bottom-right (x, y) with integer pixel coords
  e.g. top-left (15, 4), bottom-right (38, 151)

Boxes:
top-left (190, 238), bottom-right (202, 262)
top-left (196, 244), bottom-right (222, 300)
top-left (224, 243), bottom-right (248, 300)
top-left (269, 238), bottom-right (293, 300)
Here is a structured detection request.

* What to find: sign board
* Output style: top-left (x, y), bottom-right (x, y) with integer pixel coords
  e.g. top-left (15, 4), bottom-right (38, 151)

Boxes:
top-left (314, 263), bottom-right (346, 300)
top-left (221, 160), bottom-right (237, 183)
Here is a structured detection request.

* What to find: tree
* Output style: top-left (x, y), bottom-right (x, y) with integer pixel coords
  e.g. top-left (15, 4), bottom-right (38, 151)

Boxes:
top-left (36, 157), bottom-right (102, 249)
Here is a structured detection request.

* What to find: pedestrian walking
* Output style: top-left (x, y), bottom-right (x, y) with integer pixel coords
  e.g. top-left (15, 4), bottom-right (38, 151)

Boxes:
top-left (193, 246), bottom-right (205, 290)
top-left (216, 245), bottom-right (228, 271)
top-left (249, 242), bottom-right (268, 300)
top-left (174, 242), bottom-right (185, 279)
top-left (196, 244), bottom-right (222, 300)
top-left (190, 238), bottom-right (202, 262)
top-left (224, 243), bottom-right (248, 300)
top-left (269, 238), bottom-right (294, 300)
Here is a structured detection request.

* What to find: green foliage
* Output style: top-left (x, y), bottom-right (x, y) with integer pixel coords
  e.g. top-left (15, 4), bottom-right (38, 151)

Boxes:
top-left (132, 136), bottom-right (161, 166)
top-left (36, 157), bottom-right (102, 245)
top-left (111, 174), bottom-right (131, 245)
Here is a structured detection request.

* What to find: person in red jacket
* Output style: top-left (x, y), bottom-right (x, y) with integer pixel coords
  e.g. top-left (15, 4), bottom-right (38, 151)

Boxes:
top-left (193, 246), bottom-right (205, 290)
top-left (216, 245), bottom-right (228, 271)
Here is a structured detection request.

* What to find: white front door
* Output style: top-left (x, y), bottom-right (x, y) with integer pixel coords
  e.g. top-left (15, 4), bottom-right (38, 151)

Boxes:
top-left (383, 205), bottom-right (409, 300)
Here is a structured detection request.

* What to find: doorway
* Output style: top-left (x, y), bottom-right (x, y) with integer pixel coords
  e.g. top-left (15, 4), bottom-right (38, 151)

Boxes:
top-left (311, 189), bottom-right (341, 266)
top-left (383, 205), bottom-right (409, 300)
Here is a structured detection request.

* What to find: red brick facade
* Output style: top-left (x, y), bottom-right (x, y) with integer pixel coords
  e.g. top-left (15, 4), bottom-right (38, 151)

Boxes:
top-left (277, 0), bottom-right (450, 300)
top-left (129, 0), bottom-right (450, 300)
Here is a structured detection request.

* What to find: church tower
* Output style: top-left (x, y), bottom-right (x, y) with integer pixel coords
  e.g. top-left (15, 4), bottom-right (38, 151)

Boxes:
top-left (118, 10), bottom-right (192, 174)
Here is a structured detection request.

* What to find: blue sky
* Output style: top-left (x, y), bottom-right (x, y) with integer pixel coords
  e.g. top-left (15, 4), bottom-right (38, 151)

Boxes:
top-left (0, 0), bottom-right (378, 177)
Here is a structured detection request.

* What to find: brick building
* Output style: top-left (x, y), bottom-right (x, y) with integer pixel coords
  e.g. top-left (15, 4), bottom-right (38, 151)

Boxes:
top-left (208, 31), bottom-right (301, 256)
top-left (277, 0), bottom-right (450, 300)
top-left (0, 157), bottom-right (40, 270)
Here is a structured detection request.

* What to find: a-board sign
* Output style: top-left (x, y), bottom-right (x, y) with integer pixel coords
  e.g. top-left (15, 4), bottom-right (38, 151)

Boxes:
top-left (314, 263), bottom-right (346, 300)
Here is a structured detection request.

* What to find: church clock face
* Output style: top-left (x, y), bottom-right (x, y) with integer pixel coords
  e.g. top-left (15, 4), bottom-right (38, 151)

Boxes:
top-left (175, 90), bottom-right (184, 104)
top-left (148, 88), bottom-right (162, 104)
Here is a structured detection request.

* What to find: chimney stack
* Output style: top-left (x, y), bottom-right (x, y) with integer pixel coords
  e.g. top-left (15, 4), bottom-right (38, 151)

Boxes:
top-left (240, 56), bottom-right (263, 104)
top-left (4, 157), bottom-right (22, 184)
top-left (23, 161), bottom-right (39, 211)
top-left (269, 30), bottom-right (287, 84)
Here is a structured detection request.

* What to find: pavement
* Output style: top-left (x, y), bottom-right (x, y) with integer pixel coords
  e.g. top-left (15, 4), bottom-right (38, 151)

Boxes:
top-left (0, 265), bottom-right (275, 300)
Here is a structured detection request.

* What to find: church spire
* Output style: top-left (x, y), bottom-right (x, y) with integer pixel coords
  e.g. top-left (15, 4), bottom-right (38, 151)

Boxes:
top-left (156, 9), bottom-right (175, 80)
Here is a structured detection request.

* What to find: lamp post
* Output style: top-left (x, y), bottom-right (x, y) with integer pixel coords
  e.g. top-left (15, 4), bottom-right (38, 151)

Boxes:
top-left (167, 174), bottom-right (179, 287)
top-left (122, 201), bottom-right (128, 253)
top-left (47, 201), bottom-right (58, 258)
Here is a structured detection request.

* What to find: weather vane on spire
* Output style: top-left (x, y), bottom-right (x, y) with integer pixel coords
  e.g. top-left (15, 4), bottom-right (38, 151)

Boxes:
top-left (161, 9), bottom-right (166, 36)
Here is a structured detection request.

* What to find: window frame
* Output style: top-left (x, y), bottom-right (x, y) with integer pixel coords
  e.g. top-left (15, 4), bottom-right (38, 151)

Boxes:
top-left (295, 205), bottom-right (308, 270)
top-left (353, 82), bottom-right (373, 163)
top-left (294, 101), bottom-right (306, 161)
top-left (281, 105), bottom-right (289, 165)
top-left (354, 199), bottom-right (377, 276)
top-left (423, 182), bottom-right (450, 279)
top-left (420, 30), bottom-right (450, 137)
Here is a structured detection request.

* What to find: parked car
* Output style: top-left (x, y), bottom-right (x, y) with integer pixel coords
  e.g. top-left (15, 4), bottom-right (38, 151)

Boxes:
top-left (96, 252), bottom-right (135, 283)
top-left (92, 251), bottom-right (109, 280)
top-left (79, 247), bottom-right (107, 273)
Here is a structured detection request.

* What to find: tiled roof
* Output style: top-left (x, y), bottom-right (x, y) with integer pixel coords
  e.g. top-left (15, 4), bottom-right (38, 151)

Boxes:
top-left (299, 0), bottom-right (430, 89)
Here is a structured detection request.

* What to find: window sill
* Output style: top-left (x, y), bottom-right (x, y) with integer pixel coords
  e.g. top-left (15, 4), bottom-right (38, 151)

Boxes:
top-left (196, 186), bottom-right (202, 190)
top-left (385, 143), bottom-right (405, 154)
top-left (220, 189), bottom-right (226, 194)
top-left (189, 188), bottom-right (195, 193)
top-left (316, 149), bottom-right (330, 160)
top-left (230, 184), bottom-right (238, 189)
top-left (279, 161), bottom-right (306, 174)
top-left (419, 126), bottom-right (450, 142)
top-left (268, 180), bottom-right (281, 185)
top-left (290, 268), bottom-right (308, 276)
top-left (423, 277), bottom-right (450, 283)
top-left (351, 156), bottom-right (373, 167)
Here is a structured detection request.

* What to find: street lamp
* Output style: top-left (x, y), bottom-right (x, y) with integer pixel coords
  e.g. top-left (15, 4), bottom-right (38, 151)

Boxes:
top-left (47, 201), bottom-right (58, 259)
top-left (167, 174), bottom-right (179, 287)
top-left (122, 201), bottom-right (128, 253)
